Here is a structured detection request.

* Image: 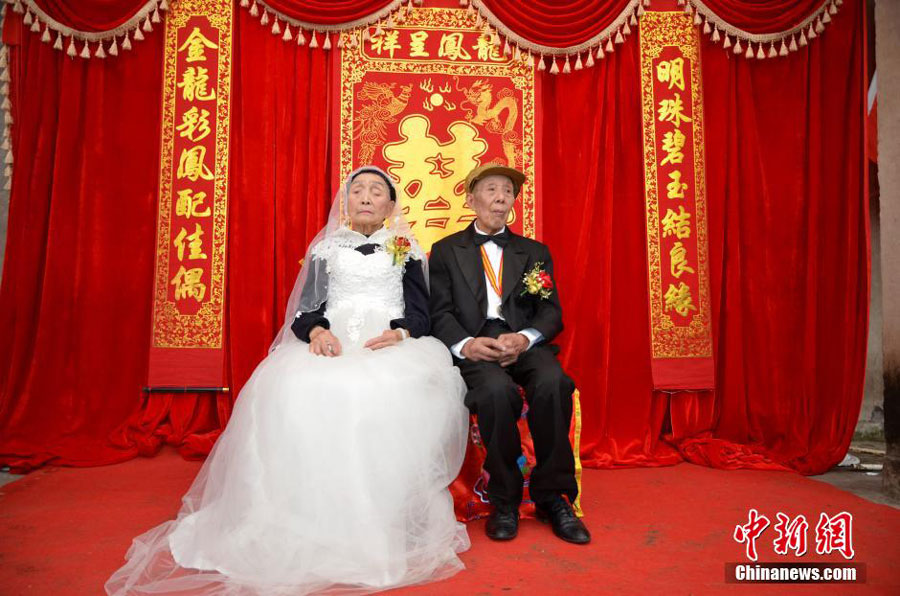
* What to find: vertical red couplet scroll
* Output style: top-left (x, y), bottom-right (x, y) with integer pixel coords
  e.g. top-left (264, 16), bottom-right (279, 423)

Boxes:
top-left (148, 1), bottom-right (233, 388)
top-left (640, 11), bottom-right (715, 390)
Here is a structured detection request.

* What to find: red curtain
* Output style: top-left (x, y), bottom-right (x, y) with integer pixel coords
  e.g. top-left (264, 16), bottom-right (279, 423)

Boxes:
top-left (0, 14), bottom-right (165, 470)
top-left (540, 31), bottom-right (682, 468)
top-left (259, 0), bottom-right (394, 24)
top-left (27, 0), bottom-right (154, 31)
top-left (478, 0), bottom-right (636, 48)
top-left (24, 0), bottom-right (831, 37)
top-left (679, 0), bottom-right (868, 472)
top-left (694, 0), bottom-right (829, 32)
top-left (101, 8), bottom-right (336, 462)
top-left (223, 6), bottom-right (334, 414)
top-left (541, 0), bottom-right (867, 472)
top-left (0, 1), bottom-right (867, 476)
top-left (25, 0), bottom-right (394, 31)
top-left (0, 7), bottom-right (333, 471)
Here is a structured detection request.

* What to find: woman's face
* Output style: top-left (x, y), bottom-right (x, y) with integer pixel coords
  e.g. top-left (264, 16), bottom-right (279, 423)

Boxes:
top-left (347, 172), bottom-right (394, 231)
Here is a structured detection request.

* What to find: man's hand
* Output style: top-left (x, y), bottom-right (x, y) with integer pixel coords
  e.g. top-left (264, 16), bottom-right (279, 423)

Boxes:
top-left (460, 337), bottom-right (508, 362)
top-left (309, 326), bottom-right (342, 357)
top-left (496, 333), bottom-right (530, 367)
top-left (364, 329), bottom-right (404, 351)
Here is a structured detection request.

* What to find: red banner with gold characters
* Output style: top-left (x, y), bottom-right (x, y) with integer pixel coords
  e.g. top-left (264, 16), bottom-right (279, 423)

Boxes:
top-left (640, 11), bottom-right (714, 390)
top-left (148, 0), bottom-right (233, 388)
top-left (333, 5), bottom-right (539, 253)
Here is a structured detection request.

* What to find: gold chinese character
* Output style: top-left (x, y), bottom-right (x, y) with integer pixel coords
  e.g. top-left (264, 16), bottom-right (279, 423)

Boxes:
top-left (171, 265), bottom-right (207, 302)
top-left (177, 27), bottom-right (218, 63)
top-left (438, 32), bottom-right (471, 61)
top-left (661, 205), bottom-right (692, 240)
top-left (410, 31), bottom-right (430, 57)
top-left (173, 223), bottom-right (208, 261)
top-left (658, 93), bottom-right (692, 128)
top-left (660, 128), bottom-right (687, 166)
top-left (177, 146), bottom-right (214, 182)
top-left (473, 33), bottom-right (504, 61)
top-left (656, 57), bottom-right (686, 91)
top-left (664, 282), bottom-right (697, 317)
top-left (669, 241), bottom-right (695, 279)
top-left (369, 30), bottom-right (401, 58)
top-left (175, 189), bottom-right (211, 219)
top-left (176, 107), bottom-right (211, 142)
top-left (666, 170), bottom-right (688, 199)
top-left (177, 67), bottom-right (216, 102)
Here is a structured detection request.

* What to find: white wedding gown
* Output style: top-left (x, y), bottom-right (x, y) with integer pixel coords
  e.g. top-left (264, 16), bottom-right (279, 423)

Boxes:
top-left (106, 233), bottom-right (470, 595)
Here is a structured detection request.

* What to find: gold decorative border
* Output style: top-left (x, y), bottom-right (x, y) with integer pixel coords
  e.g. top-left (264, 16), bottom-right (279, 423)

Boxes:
top-left (639, 11), bottom-right (712, 359)
top-left (338, 6), bottom-right (536, 240)
top-left (151, 0), bottom-right (232, 349)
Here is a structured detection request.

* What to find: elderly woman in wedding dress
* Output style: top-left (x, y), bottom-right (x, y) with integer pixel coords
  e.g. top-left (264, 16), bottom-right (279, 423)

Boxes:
top-left (106, 167), bottom-right (470, 595)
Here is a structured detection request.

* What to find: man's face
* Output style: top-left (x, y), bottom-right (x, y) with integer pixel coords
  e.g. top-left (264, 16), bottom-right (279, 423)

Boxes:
top-left (466, 174), bottom-right (516, 234)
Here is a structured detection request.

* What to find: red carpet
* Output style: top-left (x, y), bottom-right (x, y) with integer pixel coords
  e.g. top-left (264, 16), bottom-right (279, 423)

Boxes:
top-left (1, 448), bottom-right (898, 595)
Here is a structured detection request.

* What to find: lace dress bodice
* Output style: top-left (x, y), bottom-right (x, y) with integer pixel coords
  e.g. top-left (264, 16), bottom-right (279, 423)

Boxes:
top-left (313, 228), bottom-right (406, 345)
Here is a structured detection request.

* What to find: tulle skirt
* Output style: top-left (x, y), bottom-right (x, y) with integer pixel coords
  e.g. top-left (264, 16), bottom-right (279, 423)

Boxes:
top-left (106, 317), bottom-right (470, 595)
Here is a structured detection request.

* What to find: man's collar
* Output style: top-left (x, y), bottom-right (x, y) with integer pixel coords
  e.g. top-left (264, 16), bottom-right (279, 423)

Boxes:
top-left (473, 221), bottom-right (507, 236)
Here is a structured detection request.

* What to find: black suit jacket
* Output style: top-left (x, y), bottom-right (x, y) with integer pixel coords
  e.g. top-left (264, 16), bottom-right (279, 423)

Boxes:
top-left (428, 223), bottom-right (564, 350)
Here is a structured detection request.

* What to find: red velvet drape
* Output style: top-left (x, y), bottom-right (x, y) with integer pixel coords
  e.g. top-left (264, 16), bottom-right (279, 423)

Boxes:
top-left (29, 0), bottom-right (154, 31)
top-left (0, 1), bottom-right (867, 476)
top-left (693, 0), bottom-right (830, 32)
top-left (24, 0), bottom-right (834, 36)
top-left (542, 0), bottom-right (867, 472)
top-left (259, 0), bottom-right (394, 24)
top-left (540, 31), bottom-right (682, 468)
top-left (0, 14), bottom-right (165, 470)
top-left (0, 7), bottom-right (333, 470)
top-left (478, 0), bottom-right (637, 48)
top-left (100, 7), bottom-right (336, 462)
top-left (680, 1), bottom-right (868, 472)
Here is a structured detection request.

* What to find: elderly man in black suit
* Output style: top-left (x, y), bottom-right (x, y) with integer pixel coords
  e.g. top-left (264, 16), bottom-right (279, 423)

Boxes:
top-left (428, 164), bottom-right (590, 544)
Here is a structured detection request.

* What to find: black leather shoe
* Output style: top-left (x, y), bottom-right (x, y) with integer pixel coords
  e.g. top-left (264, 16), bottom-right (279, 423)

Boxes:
top-left (536, 498), bottom-right (591, 544)
top-left (485, 507), bottom-right (519, 541)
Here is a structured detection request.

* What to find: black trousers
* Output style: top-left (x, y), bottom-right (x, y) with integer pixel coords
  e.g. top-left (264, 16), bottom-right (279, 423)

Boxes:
top-left (457, 320), bottom-right (578, 510)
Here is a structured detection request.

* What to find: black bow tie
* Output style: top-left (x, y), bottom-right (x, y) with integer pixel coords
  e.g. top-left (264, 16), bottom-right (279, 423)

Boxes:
top-left (474, 229), bottom-right (510, 248)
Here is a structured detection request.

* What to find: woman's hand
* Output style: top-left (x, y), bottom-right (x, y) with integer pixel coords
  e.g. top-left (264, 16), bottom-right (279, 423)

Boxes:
top-left (364, 329), bottom-right (405, 351)
top-left (309, 326), bottom-right (342, 357)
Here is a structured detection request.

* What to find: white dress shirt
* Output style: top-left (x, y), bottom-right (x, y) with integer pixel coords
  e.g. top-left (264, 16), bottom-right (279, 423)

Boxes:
top-left (451, 223), bottom-right (544, 359)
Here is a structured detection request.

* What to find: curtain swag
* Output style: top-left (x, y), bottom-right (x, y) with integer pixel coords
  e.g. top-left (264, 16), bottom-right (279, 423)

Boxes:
top-left (5, 0), bottom-right (844, 66)
top-left (7, 0), bottom-right (166, 58)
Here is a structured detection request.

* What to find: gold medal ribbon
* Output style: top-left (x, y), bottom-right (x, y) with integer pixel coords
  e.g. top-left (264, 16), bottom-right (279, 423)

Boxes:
top-left (480, 245), bottom-right (503, 300)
